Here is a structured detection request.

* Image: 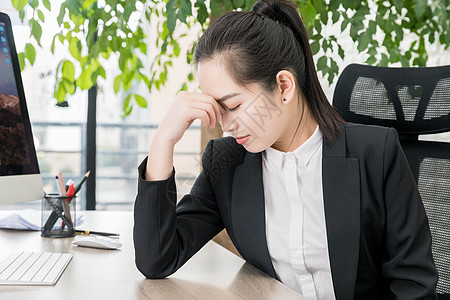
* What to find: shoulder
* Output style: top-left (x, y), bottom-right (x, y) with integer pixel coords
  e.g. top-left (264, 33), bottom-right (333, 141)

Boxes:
top-left (202, 136), bottom-right (248, 172)
top-left (341, 122), bottom-right (399, 156)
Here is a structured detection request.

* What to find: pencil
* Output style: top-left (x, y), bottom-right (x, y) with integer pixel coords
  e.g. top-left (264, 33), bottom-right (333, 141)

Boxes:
top-left (74, 170), bottom-right (91, 195)
top-left (75, 230), bottom-right (120, 237)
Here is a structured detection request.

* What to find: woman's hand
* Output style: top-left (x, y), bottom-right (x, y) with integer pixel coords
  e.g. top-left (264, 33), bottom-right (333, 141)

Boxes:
top-left (156, 91), bottom-right (225, 147)
top-left (146, 91), bottom-right (224, 181)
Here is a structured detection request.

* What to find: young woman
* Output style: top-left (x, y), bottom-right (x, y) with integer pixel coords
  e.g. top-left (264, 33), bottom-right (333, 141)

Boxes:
top-left (133, 0), bottom-right (437, 299)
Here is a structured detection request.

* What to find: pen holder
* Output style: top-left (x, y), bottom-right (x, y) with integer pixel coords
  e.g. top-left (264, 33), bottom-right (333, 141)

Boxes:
top-left (41, 194), bottom-right (76, 238)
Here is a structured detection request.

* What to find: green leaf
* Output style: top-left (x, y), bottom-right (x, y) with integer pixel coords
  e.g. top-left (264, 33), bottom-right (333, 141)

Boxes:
top-left (69, 37), bottom-right (82, 60)
top-left (338, 46), bottom-right (344, 59)
top-left (62, 78), bottom-right (75, 95)
top-left (394, 24), bottom-right (404, 41)
top-left (57, 3), bottom-right (66, 25)
top-left (196, 3), bottom-right (208, 24)
top-left (29, 0), bottom-right (38, 9)
top-left (312, 0), bottom-right (327, 24)
top-left (97, 66), bottom-right (106, 80)
top-left (299, 2), bottom-right (317, 29)
top-left (365, 56), bottom-right (376, 65)
top-left (54, 81), bottom-right (66, 102)
top-left (317, 56), bottom-right (327, 71)
top-left (379, 53), bottom-right (389, 66)
top-left (357, 31), bottom-right (371, 52)
top-left (134, 94), bottom-right (147, 108)
top-left (332, 11), bottom-right (340, 23)
top-left (310, 40), bottom-right (319, 55)
top-left (400, 55), bottom-right (409, 67)
top-left (19, 10), bottom-right (25, 22)
top-left (139, 43), bottom-right (147, 55)
top-left (233, 0), bottom-right (245, 8)
top-left (341, 18), bottom-right (350, 32)
top-left (210, 0), bottom-right (221, 17)
top-left (25, 43), bottom-right (36, 65)
top-left (124, 0), bottom-right (137, 21)
top-left (123, 94), bottom-right (132, 111)
top-left (414, 0), bottom-right (427, 18)
top-left (314, 19), bottom-right (322, 33)
top-left (18, 52), bottom-right (25, 71)
top-left (177, 9), bottom-right (187, 24)
top-left (166, 9), bottom-right (177, 35)
top-left (368, 20), bottom-right (376, 34)
top-left (343, 0), bottom-right (360, 10)
top-left (37, 10), bottom-right (45, 22)
top-left (392, 0), bottom-right (403, 12)
top-left (173, 42), bottom-right (180, 56)
top-left (51, 35), bottom-right (57, 54)
top-left (223, 0), bottom-right (233, 11)
top-left (61, 60), bottom-right (75, 81)
top-left (12, 0), bottom-right (28, 11)
top-left (179, 82), bottom-right (188, 92)
top-left (378, 5), bottom-right (388, 17)
top-left (30, 19), bottom-right (42, 45)
top-left (77, 68), bottom-right (94, 90)
top-left (180, 0), bottom-right (192, 15)
top-left (113, 75), bottom-right (122, 94)
top-left (122, 105), bottom-right (133, 117)
top-left (42, 0), bottom-right (51, 11)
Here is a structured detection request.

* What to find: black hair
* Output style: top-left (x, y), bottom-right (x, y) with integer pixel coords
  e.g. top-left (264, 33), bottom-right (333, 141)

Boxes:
top-left (193, 0), bottom-right (344, 144)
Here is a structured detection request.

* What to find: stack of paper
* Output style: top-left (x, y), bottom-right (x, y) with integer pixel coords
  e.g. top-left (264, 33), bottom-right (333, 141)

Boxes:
top-left (0, 209), bottom-right (83, 230)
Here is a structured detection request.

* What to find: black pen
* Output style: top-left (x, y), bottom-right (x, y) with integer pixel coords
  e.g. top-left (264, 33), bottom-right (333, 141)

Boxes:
top-left (75, 230), bottom-right (120, 237)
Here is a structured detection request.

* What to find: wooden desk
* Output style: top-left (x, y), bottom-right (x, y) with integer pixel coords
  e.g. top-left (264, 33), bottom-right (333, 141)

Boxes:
top-left (0, 211), bottom-right (305, 299)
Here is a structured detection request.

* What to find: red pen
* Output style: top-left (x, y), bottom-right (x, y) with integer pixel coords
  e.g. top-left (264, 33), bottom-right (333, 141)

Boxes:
top-left (67, 183), bottom-right (75, 203)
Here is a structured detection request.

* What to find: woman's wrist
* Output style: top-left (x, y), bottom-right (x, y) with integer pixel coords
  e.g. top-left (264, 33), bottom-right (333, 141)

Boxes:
top-left (145, 132), bottom-right (175, 181)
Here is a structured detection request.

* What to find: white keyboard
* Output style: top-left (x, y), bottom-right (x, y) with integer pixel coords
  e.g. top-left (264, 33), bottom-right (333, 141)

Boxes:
top-left (0, 251), bottom-right (72, 285)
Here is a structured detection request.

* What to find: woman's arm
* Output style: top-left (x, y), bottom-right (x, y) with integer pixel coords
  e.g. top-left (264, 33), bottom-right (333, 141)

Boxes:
top-left (382, 128), bottom-right (438, 299)
top-left (134, 91), bottom-right (225, 278)
top-left (133, 139), bottom-right (224, 279)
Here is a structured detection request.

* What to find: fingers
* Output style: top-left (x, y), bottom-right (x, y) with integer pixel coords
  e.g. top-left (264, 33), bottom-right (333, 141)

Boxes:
top-left (177, 91), bottom-right (223, 128)
top-left (190, 100), bottom-right (220, 127)
top-left (190, 108), bottom-right (211, 128)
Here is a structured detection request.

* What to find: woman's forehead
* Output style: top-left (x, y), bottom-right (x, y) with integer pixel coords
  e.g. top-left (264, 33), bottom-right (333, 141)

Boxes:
top-left (198, 60), bottom-right (264, 98)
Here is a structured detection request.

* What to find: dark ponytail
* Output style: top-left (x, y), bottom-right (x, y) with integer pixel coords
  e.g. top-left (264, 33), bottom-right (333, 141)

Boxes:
top-left (194, 0), bottom-right (343, 144)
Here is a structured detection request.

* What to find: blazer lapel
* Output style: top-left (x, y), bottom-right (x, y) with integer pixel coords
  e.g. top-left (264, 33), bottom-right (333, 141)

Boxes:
top-left (322, 128), bottom-right (361, 300)
top-left (230, 152), bottom-right (277, 278)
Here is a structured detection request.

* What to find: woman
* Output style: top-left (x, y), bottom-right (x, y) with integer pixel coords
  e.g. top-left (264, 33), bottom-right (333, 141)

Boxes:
top-left (133, 0), bottom-right (437, 299)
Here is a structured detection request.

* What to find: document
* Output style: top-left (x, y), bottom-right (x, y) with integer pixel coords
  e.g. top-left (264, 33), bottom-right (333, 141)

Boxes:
top-left (0, 209), bottom-right (83, 230)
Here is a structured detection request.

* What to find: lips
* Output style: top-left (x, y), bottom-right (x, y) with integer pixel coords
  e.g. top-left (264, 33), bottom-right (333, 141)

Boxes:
top-left (234, 135), bottom-right (250, 145)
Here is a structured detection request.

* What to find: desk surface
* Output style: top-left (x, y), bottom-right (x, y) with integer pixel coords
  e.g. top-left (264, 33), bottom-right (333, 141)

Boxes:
top-left (0, 211), bottom-right (305, 300)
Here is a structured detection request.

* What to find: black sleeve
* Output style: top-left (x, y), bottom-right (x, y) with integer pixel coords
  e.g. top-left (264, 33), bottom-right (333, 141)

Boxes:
top-left (133, 140), bottom-right (224, 278)
top-left (382, 128), bottom-right (438, 299)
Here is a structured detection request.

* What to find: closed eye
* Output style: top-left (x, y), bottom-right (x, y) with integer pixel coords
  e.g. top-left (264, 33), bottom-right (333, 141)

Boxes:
top-left (229, 104), bottom-right (240, 112)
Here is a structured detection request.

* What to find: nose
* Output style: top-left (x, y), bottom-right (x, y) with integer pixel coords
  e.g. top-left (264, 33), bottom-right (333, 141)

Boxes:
top-left (220, 111), bottom-right (238, 133)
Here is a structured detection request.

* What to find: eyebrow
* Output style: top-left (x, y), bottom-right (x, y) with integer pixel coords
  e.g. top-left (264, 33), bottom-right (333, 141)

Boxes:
top-left (216, 93), bottom-right (241, 103)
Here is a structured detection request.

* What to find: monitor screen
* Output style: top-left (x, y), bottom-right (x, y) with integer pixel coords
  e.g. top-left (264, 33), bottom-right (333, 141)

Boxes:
top-left (0, 12), bottom-right (43, 204)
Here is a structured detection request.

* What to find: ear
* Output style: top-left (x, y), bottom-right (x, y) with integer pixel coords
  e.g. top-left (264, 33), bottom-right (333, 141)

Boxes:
top-left (275, 70), bottom-right (296, 103)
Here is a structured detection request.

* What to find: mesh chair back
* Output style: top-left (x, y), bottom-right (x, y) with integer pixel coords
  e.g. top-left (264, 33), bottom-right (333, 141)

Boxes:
top-left (333, 63), bottom-right (450, 296)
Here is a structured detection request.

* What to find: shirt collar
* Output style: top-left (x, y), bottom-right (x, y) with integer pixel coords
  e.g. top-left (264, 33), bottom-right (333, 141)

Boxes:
top-left (264, 125), bottom-right (323, 169)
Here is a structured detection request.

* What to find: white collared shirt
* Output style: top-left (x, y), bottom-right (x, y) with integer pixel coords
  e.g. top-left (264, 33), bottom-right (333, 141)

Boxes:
top-left (262, 126), bottom-right (336, 300)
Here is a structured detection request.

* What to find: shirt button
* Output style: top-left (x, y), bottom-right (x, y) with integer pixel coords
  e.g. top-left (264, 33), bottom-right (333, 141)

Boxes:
top-left (285, 153), bottom-right (295, 161)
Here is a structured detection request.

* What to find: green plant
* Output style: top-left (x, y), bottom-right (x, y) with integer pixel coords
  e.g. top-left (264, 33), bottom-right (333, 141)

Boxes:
top-left (11, 0), bottom-right (450, 115)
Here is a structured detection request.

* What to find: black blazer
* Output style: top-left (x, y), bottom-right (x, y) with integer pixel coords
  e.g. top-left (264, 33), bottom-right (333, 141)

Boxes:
top-left (134, 123), bottom-right (438, 300)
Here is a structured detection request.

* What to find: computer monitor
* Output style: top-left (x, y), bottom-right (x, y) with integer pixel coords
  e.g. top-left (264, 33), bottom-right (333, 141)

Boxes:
top-left (0, 12), bottom-right (44, 204)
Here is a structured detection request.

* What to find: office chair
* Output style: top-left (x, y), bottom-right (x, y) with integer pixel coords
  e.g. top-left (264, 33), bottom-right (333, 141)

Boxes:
top-left (332, 63), bottom-right (450, 299)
